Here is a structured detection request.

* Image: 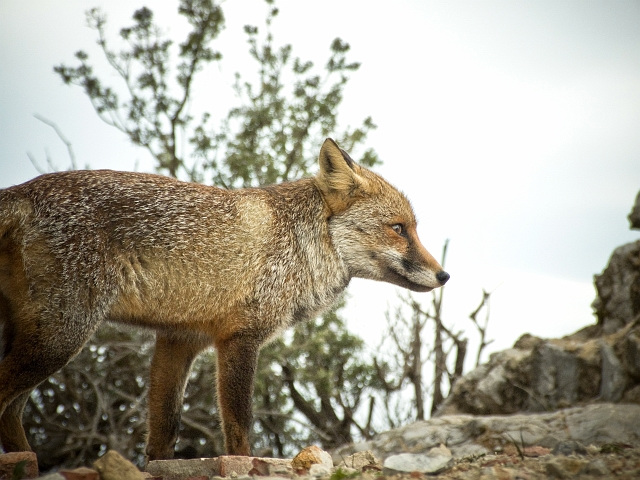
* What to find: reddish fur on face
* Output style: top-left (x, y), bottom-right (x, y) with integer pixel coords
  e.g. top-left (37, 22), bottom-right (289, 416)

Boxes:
top-left (0, 138), bottom-right (447, 458)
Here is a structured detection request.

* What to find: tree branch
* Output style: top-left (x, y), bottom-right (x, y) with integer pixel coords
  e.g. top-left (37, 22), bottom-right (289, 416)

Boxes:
top-left (29, 114), bottom-right (78, 171)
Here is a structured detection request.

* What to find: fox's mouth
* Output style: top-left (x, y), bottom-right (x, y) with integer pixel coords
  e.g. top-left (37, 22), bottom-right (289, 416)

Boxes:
top-left (386, 267), bottom-right (434, 293)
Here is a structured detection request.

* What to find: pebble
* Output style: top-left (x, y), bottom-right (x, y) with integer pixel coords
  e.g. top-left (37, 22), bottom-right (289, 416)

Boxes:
top-left (383, 444), bottom-right (453, 474)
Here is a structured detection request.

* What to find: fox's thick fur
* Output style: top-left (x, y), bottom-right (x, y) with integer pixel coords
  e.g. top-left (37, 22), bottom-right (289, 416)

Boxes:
top-left (0, 139), bottom-right (448, 460)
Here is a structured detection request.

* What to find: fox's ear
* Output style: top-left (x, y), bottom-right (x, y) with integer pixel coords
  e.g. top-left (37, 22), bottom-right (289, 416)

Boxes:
top-left (316, 139), bottom-right (366, 209)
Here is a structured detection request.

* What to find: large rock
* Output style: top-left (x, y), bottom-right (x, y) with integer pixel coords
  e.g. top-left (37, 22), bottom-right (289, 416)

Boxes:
top-left (333, 403), bottom-right (640, 461)
top-left (433, 323), bottom-right (640, 416)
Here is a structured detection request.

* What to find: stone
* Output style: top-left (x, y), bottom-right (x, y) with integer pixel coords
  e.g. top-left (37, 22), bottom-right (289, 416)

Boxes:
top-left (433, 318), bottom-right (640, 418)
top-left (146, 456), bottom-right (292, 479)
top-left (624, 383), bottom-right (640, 403)
top-left (583, 458), bottom-right (611, 476)
top-left (562, 403), bottom-right (640, 446)
top-left (475, 364), bottom-right (508, 409)
top-left (336, 450), bottom-right (382, 471)
top-left (248, 458), bottom-right (293, 477)
top-left (513, 333), bottom-right (544, 350)
top-left (59, 466), bottom-right (100, 480)
top-left (308, 463), bottom-right (331, 477)
top-left (383, 444), bottom-right (453, 474)
top-left (544, 456), bottom-right (588, 479)
top-left (146, 457), bottom-right (221, 480)
top-left (551, 440), bottom-right (587, 456)
top-left (529, 342), bottom-right (579, 410)
top-left (217, 456), bottom-right (254, 477)
top-left (0, 451), bottom-right (38, 479)
top-left (621, 328), bottom-right (640, 379)
top-left (628, 190), bottom-right (640, 230)
top-left (599, 340), bottom-right (628, 401)
top-left (291, 446), bottom-right (332, 472)
top-left (93, 450), bottom-right (145, 480)
top-left (523, 446), bottom-right (551, 457)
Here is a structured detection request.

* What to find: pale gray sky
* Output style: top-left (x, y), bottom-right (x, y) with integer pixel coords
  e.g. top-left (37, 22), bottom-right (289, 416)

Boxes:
top-left (1, 0), bottom-right (639, 359)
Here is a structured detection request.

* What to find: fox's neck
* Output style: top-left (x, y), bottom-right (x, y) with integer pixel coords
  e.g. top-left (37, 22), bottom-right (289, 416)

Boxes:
top-left (258, 178), bottom-right (350, 323)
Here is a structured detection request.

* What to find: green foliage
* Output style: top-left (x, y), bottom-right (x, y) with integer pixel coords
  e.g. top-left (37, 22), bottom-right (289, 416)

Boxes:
top-left (54, 0), bottom-right (225, 178)
top-left (329, 467), bottom-right (363, 480)
top-left (11, 460), bottom-right (28, 480)
top-left (53, 0), bottom-right (378, 185)
top-left (203, 5), bottom-right (378, 187)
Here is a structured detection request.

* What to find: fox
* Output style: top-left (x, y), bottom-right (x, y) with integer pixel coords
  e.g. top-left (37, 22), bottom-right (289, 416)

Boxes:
top-left (0, 138), bottom-right (449, 460)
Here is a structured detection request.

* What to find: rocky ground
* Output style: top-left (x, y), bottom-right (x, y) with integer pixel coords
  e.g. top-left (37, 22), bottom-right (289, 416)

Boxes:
top-left (2, 403), bottom-right (639, 479)
top-left (333, 403), bottom-right (640, 479)
top-left (374, 445), bottom-right (640, 479)
top-left (2, 440), bottom-right (640, 479)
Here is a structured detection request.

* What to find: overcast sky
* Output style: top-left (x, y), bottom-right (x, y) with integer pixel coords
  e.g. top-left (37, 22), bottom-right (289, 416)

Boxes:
top-left (1, 0), bottom-right (639, 361)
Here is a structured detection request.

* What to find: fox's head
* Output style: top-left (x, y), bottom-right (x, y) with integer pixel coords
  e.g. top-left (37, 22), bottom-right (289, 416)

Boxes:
top-left (315, 138), bottom-right (449, 292)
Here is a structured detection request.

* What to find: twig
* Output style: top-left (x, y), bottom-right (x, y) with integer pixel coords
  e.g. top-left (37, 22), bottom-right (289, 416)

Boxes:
top-left (469, 289), bottom-right (495, 367)
top-left (33, 113), bottom-right (77, 169)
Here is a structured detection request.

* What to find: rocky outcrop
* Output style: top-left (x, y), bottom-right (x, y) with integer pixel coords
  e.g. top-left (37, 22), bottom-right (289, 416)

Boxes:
top-left (593, 241), bottom-right (640, 334)
top-left (434, 320), bottom-right (640, 416)
top-left (435, 191), bottom-right (640, 417)
top-left (593, 190), bottom-right (640, 333)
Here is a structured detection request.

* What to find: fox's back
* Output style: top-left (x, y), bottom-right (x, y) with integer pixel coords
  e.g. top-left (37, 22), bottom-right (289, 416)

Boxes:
top-left (5, 170), bottom-right (237, 247)
top-left (1, 171), bottom-right (279, 328)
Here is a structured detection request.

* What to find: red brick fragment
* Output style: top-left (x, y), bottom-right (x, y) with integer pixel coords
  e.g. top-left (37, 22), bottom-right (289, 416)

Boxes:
top-left (146, 456), bottom-right (293, 478)
top-left (0, 451), bottom-right (39, 480)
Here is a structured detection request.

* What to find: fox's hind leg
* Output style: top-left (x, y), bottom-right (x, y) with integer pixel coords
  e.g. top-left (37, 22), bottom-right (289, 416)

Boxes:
top-left (0, 391), bottom-right (30, 452)
top-left (0, 295), bottom-right (31, 452)
top-left (0, 295), bottom-right (99, 452)
top-left (0, 293), bottom-right (32, 453)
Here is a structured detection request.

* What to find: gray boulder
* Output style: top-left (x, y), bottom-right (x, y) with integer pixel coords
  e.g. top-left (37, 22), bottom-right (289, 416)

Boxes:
top-left (334, 403), bottom-right (640, 461)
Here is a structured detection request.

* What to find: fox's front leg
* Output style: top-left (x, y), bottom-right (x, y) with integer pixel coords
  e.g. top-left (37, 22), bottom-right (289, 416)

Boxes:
top-left (146, 332), bottom-right (210, 461)
top-left (216, 333), bottom-right (261, 456)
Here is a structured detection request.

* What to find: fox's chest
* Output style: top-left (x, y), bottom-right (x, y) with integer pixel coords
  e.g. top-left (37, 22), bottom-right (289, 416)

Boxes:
top-left (289, 275), bottom-right (350, 325)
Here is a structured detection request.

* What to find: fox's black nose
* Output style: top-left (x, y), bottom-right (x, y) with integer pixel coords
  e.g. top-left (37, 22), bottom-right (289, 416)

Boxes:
top-left (436, 270), bottom-right (450, 285)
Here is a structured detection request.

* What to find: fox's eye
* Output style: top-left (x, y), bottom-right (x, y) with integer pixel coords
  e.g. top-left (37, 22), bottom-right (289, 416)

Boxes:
top-left (391, 224), bottom-right (405, 236)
